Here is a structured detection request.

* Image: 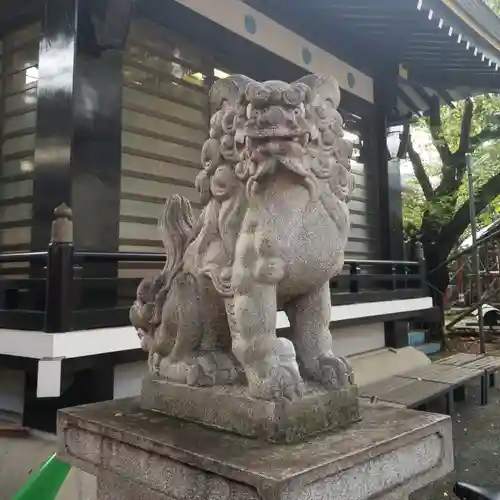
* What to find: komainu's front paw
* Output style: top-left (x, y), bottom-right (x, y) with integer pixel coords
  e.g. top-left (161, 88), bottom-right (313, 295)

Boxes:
top-left (247, 338), bottom-right (304, 401)
top-left (249, 365), bottom-right (304, 401)
top-left (318, 355), bottom-right (354, 389)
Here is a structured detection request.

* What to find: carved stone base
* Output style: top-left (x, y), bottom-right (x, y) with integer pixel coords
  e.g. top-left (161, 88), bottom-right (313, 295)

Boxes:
top-left (57, 398), bottom-right (453, 500)
top-left (141, 375), bottom-right (359, 442)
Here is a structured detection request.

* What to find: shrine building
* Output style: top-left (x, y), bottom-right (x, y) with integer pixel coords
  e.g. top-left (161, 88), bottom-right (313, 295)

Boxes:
top-left (0, 0), bottom-right (499, 429)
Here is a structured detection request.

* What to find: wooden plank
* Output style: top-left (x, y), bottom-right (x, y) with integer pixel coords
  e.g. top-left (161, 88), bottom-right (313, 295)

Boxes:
top-left (437, 353), bottom-right (500, 373)
top-left (360, 377), bottom-right (449, 408)
top-left (463, 355), bottom-right (500, 372)
top-left (436, 353), bottom-right (485, 366)
top-left (360, 376), bottom-right (415, 398)
top-left (399, 364), bottom-right (482, 386)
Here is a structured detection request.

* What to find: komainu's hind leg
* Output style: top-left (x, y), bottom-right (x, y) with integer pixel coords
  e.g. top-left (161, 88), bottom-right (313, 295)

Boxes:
top-left (158, 273), bottom-right (239, 386)
top-left (157, 273), bottom-right (201, 382)
top-left (284, 282), bottom-right (354, 388)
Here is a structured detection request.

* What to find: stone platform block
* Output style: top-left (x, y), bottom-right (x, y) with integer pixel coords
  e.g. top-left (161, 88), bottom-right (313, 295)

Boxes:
top-left (57, 397), bottom-right (453, 500)
top-left (141, 376), bottom-right (360, 442)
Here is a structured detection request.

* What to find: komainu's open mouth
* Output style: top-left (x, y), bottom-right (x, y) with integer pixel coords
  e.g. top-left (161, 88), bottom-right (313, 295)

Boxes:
top-left (245, 132), bottom-right (309, 148)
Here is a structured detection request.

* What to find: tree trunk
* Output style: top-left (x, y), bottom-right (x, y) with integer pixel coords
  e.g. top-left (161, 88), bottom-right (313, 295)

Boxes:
top-left (423, 243), bottom-right (449, 340)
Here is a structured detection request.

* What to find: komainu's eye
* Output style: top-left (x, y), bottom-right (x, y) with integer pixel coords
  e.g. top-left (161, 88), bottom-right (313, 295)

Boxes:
top-left (283, 87), bottom-right (301, 106)
top-left (245, 83), bottom-right (270, 103)
top-left (293, 104), bottom-right (306, 117)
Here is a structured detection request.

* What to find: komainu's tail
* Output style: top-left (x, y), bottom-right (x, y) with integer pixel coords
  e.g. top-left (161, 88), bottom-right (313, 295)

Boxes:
top-left (130, 195), bottom-right (196, 333)
top-left (158, 194), bottom-right (195, 281)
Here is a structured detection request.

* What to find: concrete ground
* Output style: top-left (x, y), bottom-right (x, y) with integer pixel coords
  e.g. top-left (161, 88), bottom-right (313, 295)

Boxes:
top-left (0, 430), bottom-right (96, 500)
top-left (1, 382), bottom-right (499, 500)
top-left (412, 378), bottom-right (500, 499)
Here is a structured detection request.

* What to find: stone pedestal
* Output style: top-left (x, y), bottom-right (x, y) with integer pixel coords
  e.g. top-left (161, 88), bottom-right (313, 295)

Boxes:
top-left (141, 376), bottom-right (360, 443)
top-left (57, 398), bottom-right (453, 500)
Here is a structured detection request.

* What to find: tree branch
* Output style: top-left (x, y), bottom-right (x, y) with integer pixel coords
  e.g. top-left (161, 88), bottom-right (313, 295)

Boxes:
top-left (428, 95), bottom-right (453, 166)
top-left (397, 124), bottom-right (409, 160)
top-left (437, 170), bottom-right (500, 248)
top-left (401, 123), bottom-right (434, 201)
top-left (434, 98), bottom-right (469, 197)
top-left (458, 98), bottom-right (473, 155)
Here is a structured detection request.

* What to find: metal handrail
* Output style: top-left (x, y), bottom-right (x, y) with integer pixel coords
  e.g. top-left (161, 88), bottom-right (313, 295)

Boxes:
top-left (0, 204), bottom-right (428, 333)
top-left (0, 249), bottom-right (421, 267)
top-left (0, 251), bottom-right (48, 263)
top-left (74, 251), bottom-right (165, 263)
top-left (74, 252), bottom-right (420, 267)
top-left (344, 259), bottom-right (419, 267)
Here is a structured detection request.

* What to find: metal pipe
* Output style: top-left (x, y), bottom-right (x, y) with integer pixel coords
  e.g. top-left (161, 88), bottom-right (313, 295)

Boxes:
top-left (72, 252), bottom-right (421, 267)
top-left (0, 251), bottom-right (48, 263)
top-left (466, 152), bottom-right (485, 353)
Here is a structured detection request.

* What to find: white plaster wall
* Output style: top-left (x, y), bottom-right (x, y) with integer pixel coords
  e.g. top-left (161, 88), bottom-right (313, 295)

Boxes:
top-left (331, 323), bottom-right (385, 358)
top-left (0, 298), bottom-right (431, 360)
top-left (113, 361), bottom-right (148, 399)
top-left (0, 368), bottom-right (25, 418)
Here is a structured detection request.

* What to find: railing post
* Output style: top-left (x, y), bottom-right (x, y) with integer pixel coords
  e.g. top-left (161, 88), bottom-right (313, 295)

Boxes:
top-left (349, 262), bottom-right (360, 293)
top-left (45, 204), bottom-right (74, 333)
top-left (415, 241), bottom-right (426, 292)
top-left (390, 264), bottom-right (397, 290)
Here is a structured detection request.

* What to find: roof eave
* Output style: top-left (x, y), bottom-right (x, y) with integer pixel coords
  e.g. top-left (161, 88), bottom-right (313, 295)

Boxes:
top-left (426, 0), bottom-right (500, 64)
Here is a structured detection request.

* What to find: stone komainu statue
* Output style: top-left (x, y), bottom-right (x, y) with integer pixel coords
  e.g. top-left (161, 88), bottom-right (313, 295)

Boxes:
top-left (130, 74), bottom-right (356, 400)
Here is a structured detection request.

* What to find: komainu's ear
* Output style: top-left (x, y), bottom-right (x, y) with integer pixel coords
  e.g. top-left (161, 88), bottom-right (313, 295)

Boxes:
top-left (209, 74), bottom-right (256, 115)
top-left (294, 74), bottom-right (341, 109)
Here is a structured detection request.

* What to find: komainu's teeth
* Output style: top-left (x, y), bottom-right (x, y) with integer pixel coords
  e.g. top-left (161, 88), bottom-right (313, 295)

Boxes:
top-left (246, 103), bottom-right (254, 120)
top-left (235, 129), bottom-right (245, 143)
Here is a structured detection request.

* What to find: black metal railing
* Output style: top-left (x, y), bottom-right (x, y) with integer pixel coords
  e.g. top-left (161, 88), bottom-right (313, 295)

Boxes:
top-left (0, 205), bottom-right (427, 333)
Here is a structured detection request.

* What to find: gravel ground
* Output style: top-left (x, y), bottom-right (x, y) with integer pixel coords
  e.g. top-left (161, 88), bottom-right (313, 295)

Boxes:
top-left (411, 378), bottom-right (500, 499)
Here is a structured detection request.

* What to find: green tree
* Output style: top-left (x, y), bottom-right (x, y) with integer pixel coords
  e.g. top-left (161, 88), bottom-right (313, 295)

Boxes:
top-left (400, 94), bottom-right (500, 325)
top-left (486, 0), bottom-right (500, 14)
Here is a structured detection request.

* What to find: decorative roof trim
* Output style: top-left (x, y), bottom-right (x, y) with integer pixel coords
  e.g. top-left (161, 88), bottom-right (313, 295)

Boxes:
top-left (453, 0), bottom-right (500, 46)
top-left (442, 0), bottom-right (500, 53)
top-left (417, 0), bottom-right (500, 72)
top-left (172, 0), bottom-right (374, 102)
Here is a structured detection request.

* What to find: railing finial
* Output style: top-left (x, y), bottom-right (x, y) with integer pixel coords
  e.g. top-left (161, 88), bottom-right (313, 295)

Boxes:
top-left (51, 203), bottom-right (73, 244)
